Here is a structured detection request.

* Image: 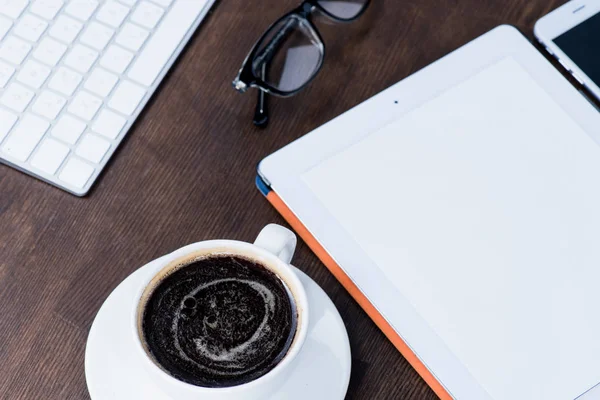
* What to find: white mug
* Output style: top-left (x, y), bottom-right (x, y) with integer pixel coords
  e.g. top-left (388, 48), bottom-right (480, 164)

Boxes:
top-left (130, 224), bottom-right (309, 400)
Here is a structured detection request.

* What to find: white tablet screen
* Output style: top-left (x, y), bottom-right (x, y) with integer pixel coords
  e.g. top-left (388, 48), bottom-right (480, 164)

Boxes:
top-left (303, 57), bottom-right (600, 400)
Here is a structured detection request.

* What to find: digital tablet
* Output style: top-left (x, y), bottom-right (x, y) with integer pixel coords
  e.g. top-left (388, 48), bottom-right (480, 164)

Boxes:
top-left (257, 25), bottom-right (600, 400)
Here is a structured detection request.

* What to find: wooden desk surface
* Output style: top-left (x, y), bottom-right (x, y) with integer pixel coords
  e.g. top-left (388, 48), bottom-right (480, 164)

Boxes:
top-left (1, 1), bottom-right (569, 398)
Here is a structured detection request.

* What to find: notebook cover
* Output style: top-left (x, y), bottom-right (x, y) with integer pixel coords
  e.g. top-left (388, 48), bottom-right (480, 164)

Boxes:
top-left (256, 176), bottom-right (452, 400)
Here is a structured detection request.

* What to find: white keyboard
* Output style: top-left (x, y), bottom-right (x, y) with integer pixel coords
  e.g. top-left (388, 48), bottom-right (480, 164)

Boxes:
top-left (0, 0), bottom-right (214, 195)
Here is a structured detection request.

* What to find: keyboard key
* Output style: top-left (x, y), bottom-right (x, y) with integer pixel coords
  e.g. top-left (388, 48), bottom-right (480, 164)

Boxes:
top-left (51, 114), bottom-right (86, 144)
top-left (128, 0), bottom-right (206, 86)
top-left (31, 138), bottom-right (70, 174)
top-left (80, 22), bottom-right (114, 51)
top-left (96, 1), bottom-right (129, 28)
top-left (92, 109), bottom-right (126, 139)
top-left (64, 44), bottom-right (98, 73)
top-left (0, 36), bottom-right (32, 65)
top-left (0, 15), bottom-right (12, 40)
top-left (48, 67), bottom-right (82, 96)
top-left (115, 23), bottom-right (148, 51)
top-left (14, 14), bottom-right (48, 42)
top-left (17, 60), bottom-right (51, 88)
top-left (130, 1), bottom-right (163, 29)
top-left (76, 133), bottom-right (110, 163)
top-left (0, 0), bottom-right (28, 19)
top-left (0, 61), bottom-right (15, 87)
top-left (30, 0), bottom-right (64, 20)
top-left (32, 37), bottom-right (67, 66)
top-left (49, 15), bottom-right (83, 43)
top-left (84, 67), bottom-right (118, 97)
top-left (150, 0), bottom-right (172, 7)
top-left (32, 91), bottom-right (67, 119)
top-left (119, 0), bottom-right (138, 5)
top-left (2, 115), bottom-right (49, 161)
top-left (64, 0), bottom-right (98, 21)
top-left (108, 80), bottom-right (145, 115)
top-left (0, 108), bottom-right (18, 142)
top-left (100, 45), bottom-right (133, 74)
top-left (68, 91), bottom-right (102, 120)
top-left (0, 83), bottom-right (34, 112)
top-left (59, 157), bottom-right (94, 188)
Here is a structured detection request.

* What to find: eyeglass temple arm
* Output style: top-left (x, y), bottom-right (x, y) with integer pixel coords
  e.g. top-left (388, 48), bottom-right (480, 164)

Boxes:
top-left (254, 64), bottom-right (269, 128)
top-left (252, 18), bottom-right (298, 128)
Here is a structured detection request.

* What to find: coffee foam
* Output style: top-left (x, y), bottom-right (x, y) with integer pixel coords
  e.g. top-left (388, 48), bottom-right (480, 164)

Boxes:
top-left (137, 248), bottom-right (302, 387)
top-left (138, 247), bottom-right (303, 329)
top-left (171, 278), bottom-right (276, 368)
top-left (138, 247), bottom-right (303, 345)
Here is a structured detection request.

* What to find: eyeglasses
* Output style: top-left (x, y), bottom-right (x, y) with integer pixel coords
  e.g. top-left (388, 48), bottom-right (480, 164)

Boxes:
top-left (232, 0), bottom-right (370, 127)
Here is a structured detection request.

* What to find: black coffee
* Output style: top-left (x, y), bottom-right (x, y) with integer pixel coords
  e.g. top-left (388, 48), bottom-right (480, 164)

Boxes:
top-left (141, 255), bottom-right (297, 388)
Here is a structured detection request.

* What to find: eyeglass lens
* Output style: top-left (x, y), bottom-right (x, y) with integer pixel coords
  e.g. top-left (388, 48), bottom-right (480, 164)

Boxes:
top-left (317, 0), bottom-right (368, 20)
top-left (252, 15), bottom-right (324, 93)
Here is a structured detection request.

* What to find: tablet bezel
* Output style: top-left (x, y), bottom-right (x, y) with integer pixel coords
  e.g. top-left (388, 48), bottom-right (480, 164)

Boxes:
top-left (258, 25), bottom-right (600, 399)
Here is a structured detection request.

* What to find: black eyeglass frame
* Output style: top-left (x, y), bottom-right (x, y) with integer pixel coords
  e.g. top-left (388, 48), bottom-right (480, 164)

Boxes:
top-left (233, 0), bottom-right (370, 126)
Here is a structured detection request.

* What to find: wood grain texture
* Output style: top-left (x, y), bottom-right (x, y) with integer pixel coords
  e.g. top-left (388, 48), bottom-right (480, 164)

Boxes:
top-left (0, 0), bottom-right (570, 399)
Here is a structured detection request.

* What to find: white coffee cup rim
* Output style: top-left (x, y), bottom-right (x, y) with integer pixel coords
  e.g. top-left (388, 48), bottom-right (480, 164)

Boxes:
top-left (131, 239), bottom-right (310, 394)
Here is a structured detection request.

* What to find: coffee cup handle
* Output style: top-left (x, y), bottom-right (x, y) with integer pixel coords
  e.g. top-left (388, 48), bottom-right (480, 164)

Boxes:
top-left (254, 224), bottom-right (297, 264)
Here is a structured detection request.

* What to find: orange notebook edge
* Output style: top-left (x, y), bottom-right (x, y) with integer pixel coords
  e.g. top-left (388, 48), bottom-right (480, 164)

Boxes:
top-left (264, 189), bottom-right (453, 400)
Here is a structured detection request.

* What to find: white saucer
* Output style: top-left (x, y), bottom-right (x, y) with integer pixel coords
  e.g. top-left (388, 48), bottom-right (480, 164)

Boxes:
top-left (85, 260), bottom-right (351, 399)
